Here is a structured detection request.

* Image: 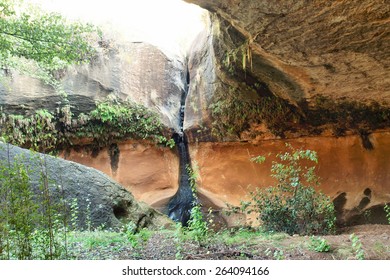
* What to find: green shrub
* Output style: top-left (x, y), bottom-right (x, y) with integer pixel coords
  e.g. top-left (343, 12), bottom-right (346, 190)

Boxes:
top-left (75, 99), bottom-right (171, 147)
top-left (242, 144), bottom-right (336, 235)
top-left (350, 233), bottom-right (365, 260)
top-left (309, 236), bottom-right (331, 252)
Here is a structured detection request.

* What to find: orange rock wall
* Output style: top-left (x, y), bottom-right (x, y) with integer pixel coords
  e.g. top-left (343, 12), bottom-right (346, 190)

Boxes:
top-left (62, 141), bottom-right (179, 208)
top-left (62, 132), bottom-right (390, 223)
top-left (191, 132), bottom-right (390, 214)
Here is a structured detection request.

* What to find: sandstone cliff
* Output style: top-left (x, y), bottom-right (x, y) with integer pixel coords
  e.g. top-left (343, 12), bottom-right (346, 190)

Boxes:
top-left (1, 0), bottom-right (390, 226)
top-left (185, 0), bottom-right (390, 141)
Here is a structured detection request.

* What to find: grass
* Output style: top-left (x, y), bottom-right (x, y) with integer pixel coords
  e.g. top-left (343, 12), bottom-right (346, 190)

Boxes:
top-left (68, 231), bottom-right (128, 249)
top-left (4, 225), bottom-right (388, 260)
top-left (66, 230), bottom-right (130, 260)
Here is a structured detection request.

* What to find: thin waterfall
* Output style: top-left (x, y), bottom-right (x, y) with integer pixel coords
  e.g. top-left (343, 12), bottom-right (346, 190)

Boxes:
top-left (167, 64), bottom-right (194, 226)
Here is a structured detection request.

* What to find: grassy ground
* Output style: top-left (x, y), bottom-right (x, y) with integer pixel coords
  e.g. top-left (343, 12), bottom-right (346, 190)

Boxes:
top-left (64, 224), bottom-right (390, 260)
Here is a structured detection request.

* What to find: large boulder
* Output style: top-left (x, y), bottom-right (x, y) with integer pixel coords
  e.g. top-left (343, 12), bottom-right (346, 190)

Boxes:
top-left (0, 142), bottom-right (172, 230)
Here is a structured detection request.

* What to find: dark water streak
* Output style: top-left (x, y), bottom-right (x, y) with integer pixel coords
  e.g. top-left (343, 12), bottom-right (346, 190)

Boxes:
top-left (167, 66), bottom-right (194, 225)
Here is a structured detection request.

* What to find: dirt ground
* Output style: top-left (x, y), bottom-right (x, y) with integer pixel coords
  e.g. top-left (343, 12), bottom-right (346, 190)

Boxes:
top-left (143, 224), bottom-right (390, 260)
top-left (69, 224), bottom-right (390, 260)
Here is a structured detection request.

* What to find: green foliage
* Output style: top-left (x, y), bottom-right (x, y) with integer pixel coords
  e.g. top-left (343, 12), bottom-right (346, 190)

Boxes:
top-left (384, 204), bottom-right (390, 224)
top-left (0, 148), bottom-right (68, 259)
top-left (0, 0), bottom-right (99, 100)
top-left (309, 236), bottom-right (331, 252)
top-left (241, 144), bottom-right (336, 235)
top-left (69, 198), bottom-right (79, 230)
top-left (0, 99), bottom-right (173, 152)
top-left (78, 99), bottom-right (168, 146)
top-left (222, 41), bottom-right (252, 74)
top-left (0, 109), bottom-right (58, 152)
top-left (125, 221), bottom-right (151, 249)
top-left (65, 230), bottom-right (129, 259)
top-left (174, 222), bottom-right (184, 260)
top-left (349, 233), bottom-right (365, 260)
top-left (0, 0), bottom-right (98, 69)
top-left (186, 164), bottom-right (210, 246)
top-left (0, 153), bottom-right (36, 259)
top-left (265, 247), bottom-right (284, 260)
top-left (125, 221), bottom-right (139, 248)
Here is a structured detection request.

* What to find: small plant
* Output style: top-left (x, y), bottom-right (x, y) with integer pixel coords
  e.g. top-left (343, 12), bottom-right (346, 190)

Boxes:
top-left (174, 223), bottom-right (184, 260)
top-left (363, 209), bottom-right (372, 223)
top-left (241, 144), bottom-right (336, 235)
top-left (264, 248), bottom-right (284, 260)
top-left (69, 198), bottom-right (79, 230)
top-left (384, 204), bottom-right (390, 224)
top-left (137, 228), bottom-right (151, 244)
top-left (273, 249), bottom-right (285, 260)
top-left (124, 222), bottom-right (151, 249)
top-left (186, 164), bottom-right (210, 246)
top-left (0, 110), bottom-right (58, 152)
top-left (350, 233), bottom-right (365, 260)
top-left (85, 196), bottom-right (92, 231)
top-left (125, 222), bottom-right (139, 248)
top-left (309, 236), bottom-right (331, 252)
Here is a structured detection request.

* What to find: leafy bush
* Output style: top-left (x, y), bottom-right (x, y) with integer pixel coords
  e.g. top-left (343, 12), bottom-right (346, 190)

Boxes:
top-left (242, 144), bottom-right (336, 235)
top-left (309, 236), bottom-right (331, 252)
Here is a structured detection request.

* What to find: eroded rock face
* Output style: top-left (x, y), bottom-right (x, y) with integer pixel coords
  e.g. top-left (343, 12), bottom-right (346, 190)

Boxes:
top-left (0, 142), bottom-right (172, 230)
top-left (0, 42), bottom-right (186, 131)
top-left (61, 141), bottom-right (179, 211)
top-left (186, 0), bottom-right (389, 102)
top-left (185, 0), bottom-right (390, 141)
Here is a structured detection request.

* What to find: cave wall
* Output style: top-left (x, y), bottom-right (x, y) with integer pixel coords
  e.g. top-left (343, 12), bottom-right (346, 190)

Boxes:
top-left (185, 0), bottom-right (390, 105)
top-left (185, 8), bottom-right (390, 142)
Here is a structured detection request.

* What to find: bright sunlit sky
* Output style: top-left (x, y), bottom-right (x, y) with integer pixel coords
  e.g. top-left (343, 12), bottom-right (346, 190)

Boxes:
top-left (27, 0), bottom-right (207, 57)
